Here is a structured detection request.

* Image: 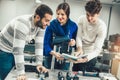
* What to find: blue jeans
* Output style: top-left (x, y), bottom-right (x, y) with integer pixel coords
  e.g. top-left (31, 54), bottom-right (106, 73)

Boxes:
top-left (0, 50), bottom-right (15, 80)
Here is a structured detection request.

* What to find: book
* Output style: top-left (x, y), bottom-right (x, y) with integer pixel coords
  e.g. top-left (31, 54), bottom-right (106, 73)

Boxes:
top-left (61, 53), bottom-right (88, 61)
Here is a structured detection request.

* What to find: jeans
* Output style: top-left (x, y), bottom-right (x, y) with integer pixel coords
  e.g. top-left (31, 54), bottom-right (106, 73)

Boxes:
top-left (43, 56), bottom-right (70, 70)
top-left (0, 50), bottom-right (15, 80)
top-left (72, 58), bottom-right (97, 72)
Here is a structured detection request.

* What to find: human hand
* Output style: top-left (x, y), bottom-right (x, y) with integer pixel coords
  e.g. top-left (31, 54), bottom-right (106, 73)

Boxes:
top-left (16, 74), bottom-right (27, 80)
top-left (76, 46), bottom-right (83, 55)
top-left (73, 52), bottom-right (82, 57)
top-left (71, 58), bottom-right (88, 64)
top-left (50, 51), bottom-right (64, 60)
top-left (69, 39), bottom-right (75, 46)
top-left (54, 52), bottom-right (64, 60)
top-left (77, 57), bottom-right (88, 63)
top-left (36, 65), bottom-right (48, 73)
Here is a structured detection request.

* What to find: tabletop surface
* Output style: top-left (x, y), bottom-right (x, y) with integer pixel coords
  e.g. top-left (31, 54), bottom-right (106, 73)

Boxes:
top-left (5, 69), bottom-right (101, 80)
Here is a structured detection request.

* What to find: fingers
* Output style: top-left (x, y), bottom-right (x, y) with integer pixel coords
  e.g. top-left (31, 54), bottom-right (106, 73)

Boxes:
top-left (69, 39), bottom-right (75, 46)
top-left (68, 59), bottom-right (77, 63)
top-left (55, 52), bottom-right (64, 60)
top-left (37, 66), bottom-right (48, 73)
top-left (37, 66), bottom-right (42, 72)
top-left (16, 75), bottom-right (27, 80)
top-left (77, 58), bottom-right (88, 63)
top-left (73, 52), bottom-right (80, 57)
top-left (69, 58), bottom-right (88, 64)
top-left (41, 66), bottom-right (48, 73)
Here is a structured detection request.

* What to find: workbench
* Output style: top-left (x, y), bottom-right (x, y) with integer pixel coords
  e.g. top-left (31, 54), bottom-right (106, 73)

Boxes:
top-left (5, 69), bottom-right (101, 80)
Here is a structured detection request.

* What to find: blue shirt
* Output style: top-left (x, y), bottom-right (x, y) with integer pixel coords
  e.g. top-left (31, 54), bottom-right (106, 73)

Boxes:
top-left (43, 19), bottom-right (78, 56)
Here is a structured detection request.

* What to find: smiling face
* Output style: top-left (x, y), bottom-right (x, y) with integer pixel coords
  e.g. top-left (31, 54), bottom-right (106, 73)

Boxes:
top-left (56, 2), bottom-right (70, 25)
top-left (85, 0), bottom-right (102, 24)
top-left (34, 13), bottom-right (52, 29)
top-left (40, 13), bottom-right (52, 29)
top-left (56, 9), bottom-right (68, 25)
top-left (86, 12), bottom-right (99, 24)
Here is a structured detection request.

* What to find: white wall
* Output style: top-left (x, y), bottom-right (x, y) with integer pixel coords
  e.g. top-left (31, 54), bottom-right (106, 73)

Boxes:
top-left (40, 0), bottom-right (63, 19)
top-left (109, 5), bottom-right (120, 35)
top-left (0, 0), bottom-right (120, 37)
top-left (0, 0), bottom-right (16, 30)
top-left (0, 0), bottom-right (63, 30)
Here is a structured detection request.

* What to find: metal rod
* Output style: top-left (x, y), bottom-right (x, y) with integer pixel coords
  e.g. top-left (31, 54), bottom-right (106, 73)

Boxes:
top-left (106, 5), bottom-right (113, 39)
top-left (51, 45), bottom-right (56, 70)
top-left (63, 0), bottom-right (66, 2)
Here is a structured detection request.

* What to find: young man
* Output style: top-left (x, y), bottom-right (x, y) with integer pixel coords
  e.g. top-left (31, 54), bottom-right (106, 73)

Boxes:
top-left (0, 4), bottom-right (53, 80)
top-left (73, 0), bottom-right (107, 72)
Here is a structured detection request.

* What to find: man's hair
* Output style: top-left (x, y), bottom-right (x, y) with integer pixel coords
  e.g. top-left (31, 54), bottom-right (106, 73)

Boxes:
top-left (56, 2), bottom-right (70, 18)
top-left (35, 4), bottom-right (53, 19)
top-left (85, 0), bottom-right (102, 15)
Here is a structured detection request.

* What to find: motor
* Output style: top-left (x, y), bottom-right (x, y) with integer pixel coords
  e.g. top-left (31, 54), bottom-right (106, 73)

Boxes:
top-left (66, 72), bottom-right (73, 80)
top-left (58, 71), bottom-right (65, 80)
top-left (73, 74), bottom-right (79, 80)
top-left (38, 72), bottom-right (49, 80)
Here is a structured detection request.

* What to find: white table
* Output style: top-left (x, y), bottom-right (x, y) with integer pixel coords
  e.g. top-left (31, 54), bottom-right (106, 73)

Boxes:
top-left (5, 69), bottom-right (101, 80)
top-left (5, 69), bottom-right (38, 80)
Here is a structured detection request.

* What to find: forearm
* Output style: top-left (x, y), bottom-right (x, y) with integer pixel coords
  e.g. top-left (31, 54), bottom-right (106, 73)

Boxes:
top-left (14, 55), bottom-right (25, 75)
top-left (76, 46), bottom-right (83, 54)
top-left (87, 49), bottom-right (101, 61)
top-left (50, 50), bottom-right (56, 56)
top-left (35, 42), bottom-right (43, 65)
top-left (13, 48), bottom-right (25, 75)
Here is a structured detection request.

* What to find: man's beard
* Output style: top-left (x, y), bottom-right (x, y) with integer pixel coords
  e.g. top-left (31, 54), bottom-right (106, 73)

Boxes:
top-left (35, 20), bottom-right (43, 29)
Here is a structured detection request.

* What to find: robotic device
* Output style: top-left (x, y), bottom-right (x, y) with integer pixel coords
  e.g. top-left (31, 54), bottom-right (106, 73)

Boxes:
top-left (58, 71), bottom-right (65, 80)
top-left (57, 71), bottom-right (79, 80)
top-left (73, 74), bottom-right (79, 80)
top-left (51, 35), bottom-right (74, 71)
top-left (66, 72), bottom-right (73, 80)
top-left (38, 72), bottom-right (49, 80)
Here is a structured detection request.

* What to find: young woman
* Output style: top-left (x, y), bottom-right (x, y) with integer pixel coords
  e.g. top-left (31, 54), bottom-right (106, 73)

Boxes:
top-left (43, 2), bottom-right (78, 70)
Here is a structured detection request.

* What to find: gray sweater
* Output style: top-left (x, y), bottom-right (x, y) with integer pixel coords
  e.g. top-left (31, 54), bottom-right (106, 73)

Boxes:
top-left (0, 15), bottom-right (44, 75)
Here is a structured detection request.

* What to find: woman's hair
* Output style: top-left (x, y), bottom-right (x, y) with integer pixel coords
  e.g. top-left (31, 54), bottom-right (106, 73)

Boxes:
top-left (85, 0), bottom-right (102, 15)
top-left (56, 2), bottom-right (70, 18)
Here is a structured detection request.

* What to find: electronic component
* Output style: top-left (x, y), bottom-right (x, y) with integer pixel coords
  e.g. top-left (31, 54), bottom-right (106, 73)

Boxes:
top-left (66, 72), bottom-right (73, 80)
top-left (58, 71), bottom-right (65, 80)
top-left (38, 72), bottom-right (49, 80)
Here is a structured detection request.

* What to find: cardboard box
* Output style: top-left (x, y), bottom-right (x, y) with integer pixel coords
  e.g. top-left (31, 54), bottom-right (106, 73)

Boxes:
top-left (111, 58), bottom-right (120, 77)
top-left (117, 64), bottom-right (120, 80)
top-left (109, 44), bottom-right (120, 52)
